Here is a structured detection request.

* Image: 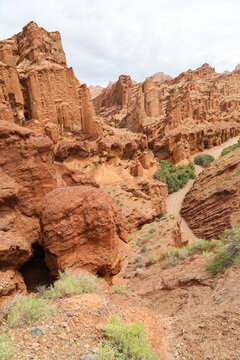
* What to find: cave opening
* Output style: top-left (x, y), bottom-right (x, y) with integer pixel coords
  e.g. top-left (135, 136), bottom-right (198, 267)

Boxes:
top-left (19, 243), bottom-right (52, 292)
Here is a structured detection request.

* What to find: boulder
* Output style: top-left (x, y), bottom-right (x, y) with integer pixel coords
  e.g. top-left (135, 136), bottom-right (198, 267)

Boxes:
top-left (40, 186), bottom-right (128, 277)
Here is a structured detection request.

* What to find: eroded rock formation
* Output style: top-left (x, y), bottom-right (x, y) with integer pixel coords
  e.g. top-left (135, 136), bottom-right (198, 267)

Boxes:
top-left (93, 75), bottom-right (134, 125)
top-left (40, 186), bottom-right (127, 277)
top-left (118, 64), bottom-right (240, 162)
top-left (0, 21), bottom-right (101, 140)
top-left (181, 147), bottom-right (240, 239)
top-left (0, 122), bottom-right (126, 303)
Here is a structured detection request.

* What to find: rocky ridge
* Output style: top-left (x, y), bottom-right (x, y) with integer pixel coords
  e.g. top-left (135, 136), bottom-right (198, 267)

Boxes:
top-left (94, 63), bottom-right (240, 163)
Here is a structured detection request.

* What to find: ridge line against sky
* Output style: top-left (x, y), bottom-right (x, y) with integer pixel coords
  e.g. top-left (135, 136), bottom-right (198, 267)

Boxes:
top-left (0, 0), bottom-right (240, 86)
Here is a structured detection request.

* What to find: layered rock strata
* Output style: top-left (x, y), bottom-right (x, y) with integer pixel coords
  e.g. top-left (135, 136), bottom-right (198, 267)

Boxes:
top-left (0, 122), bottom-right (126, 304)
top-left (181, 147), bottom-right (240, 239)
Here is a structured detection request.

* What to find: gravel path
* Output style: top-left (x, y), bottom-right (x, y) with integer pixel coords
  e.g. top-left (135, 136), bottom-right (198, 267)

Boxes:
top-left (166, 136), bottom-right (240, 241)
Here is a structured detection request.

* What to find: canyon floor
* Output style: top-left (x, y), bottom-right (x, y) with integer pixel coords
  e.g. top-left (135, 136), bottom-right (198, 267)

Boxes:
top-left (2, 137), bottom-right (240, 360)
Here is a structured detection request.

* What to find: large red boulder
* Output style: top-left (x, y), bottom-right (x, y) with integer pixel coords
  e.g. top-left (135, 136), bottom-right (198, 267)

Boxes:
top-left (40, 186), bottom-right (127, 278)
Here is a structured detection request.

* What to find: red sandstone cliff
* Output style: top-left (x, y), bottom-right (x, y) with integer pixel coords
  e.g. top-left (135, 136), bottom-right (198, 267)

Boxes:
top-left (118, 64), bottom-right (240, 162)
top-left (93, 75), bottom-right (134, 123)
top-left (0, 21), bottom-right (102, 141)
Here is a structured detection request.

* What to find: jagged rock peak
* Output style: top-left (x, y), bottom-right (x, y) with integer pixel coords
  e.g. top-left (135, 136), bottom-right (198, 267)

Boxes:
top-left (234, 64), bottom-right (240, 72)
top-left (0, 21), bottom-right (67, 68)
top-left (93, 74), bottom-right (135, 115)
top-left (150, 71), bottom-right (172, 82)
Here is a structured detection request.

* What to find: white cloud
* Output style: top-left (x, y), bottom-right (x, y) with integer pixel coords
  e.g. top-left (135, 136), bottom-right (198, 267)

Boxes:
top-left (0, 0), bottom-right (240, 86)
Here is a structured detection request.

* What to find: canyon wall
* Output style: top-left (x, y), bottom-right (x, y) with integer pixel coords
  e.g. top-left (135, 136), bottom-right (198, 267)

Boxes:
top-left (181, 148), bottom-right (240, 239)
top-left (118, 64), bottom-right (240, 162)
top-left (0, 21), bottom-right (101, 141)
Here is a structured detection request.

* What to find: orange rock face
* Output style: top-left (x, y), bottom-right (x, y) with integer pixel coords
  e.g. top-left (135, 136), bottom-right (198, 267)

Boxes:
top-left (0, 122), bottom-right (125, 302)
top-left (0, 21), bottom-right (101, 139)
top-left (93, 75), bottom-right (134, 122)
top-left (181, 148), bottom-right (240, 239)
top-left (40, 186), bottom-right (127, 277)
top-left (119, 64), bottom-right (240, 162)
top-left (89, 85), bottom-right (104, 99)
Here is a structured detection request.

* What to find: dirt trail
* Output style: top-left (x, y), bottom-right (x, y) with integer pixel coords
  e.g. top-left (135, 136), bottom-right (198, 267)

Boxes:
top-left (166, 136), bottom-right (240, 241)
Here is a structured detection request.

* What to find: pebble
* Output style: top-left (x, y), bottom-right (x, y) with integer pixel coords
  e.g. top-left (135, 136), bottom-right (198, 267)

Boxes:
top-left (80, 355), bottom-right (95, 360)
top-left (30, 326), bottom-right (47, 337)
top-left (67, 311), bottom-right (74, 317)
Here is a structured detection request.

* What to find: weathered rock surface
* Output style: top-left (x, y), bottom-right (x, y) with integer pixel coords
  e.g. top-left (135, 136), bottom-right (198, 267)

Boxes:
top-left (40, 186), bottom-right (127, 277)
top-left (0, 122), bottom-right (125, 301)
top-left (0, 270), bottom-right (27, 307)
top-left (181, 147), bottom-right (240, 239)
top-left (151, 71), bottom-right (172, 82)
top-left (0, 21), bottom-right (101, 139)
top-left (118, 63), bottom-right (240, 162)
top-left (88, 85), bottom-right (104, 99)
top-left (93, 75), bottom-right (134, 125)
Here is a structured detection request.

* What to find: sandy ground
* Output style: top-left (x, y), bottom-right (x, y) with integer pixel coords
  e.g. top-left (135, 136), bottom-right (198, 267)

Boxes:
top-left (166, 136), bottom-right (240, 241)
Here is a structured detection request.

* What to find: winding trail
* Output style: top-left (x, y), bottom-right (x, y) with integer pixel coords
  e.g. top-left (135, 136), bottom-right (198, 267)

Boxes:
top-left (166, 136), bottom-right (240, 241)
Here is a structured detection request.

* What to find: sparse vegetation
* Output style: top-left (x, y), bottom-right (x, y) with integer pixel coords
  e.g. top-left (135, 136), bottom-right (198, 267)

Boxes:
top-left (113, 285), bottom-right (129, 295)
top-left (135, 263), bottom-right (143, 270)
top-left (221, 138), bottom-right (240, 156)
top-left (141, 245), bottom-right (148, 253)
top-left (135, 255), bottom-right (142, 263)
top-left (206, 228), bottom-right (240, 274)
top-left (194, 154), bottom-right (215, 167)
top-left (97, 316), bottom-right (158, 360)
top-left (159, 239), bottom-right (221, 267)
top-left (7, 295), bottom-right (55, 327)
top-left (154, 160), bottom-right (196, 194)
top-left (158, 211), bottom-right (165, 220)
top-left (0, 335), bottom-right (14, 359)
top-left (39, 268), bottom-right (97, 299)
top-left (146, 256), bottom-right (156, 266)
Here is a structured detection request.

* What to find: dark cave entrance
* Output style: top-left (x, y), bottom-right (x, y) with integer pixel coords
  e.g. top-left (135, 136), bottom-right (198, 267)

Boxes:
top-left (19, 243), bottom-right (51, 292)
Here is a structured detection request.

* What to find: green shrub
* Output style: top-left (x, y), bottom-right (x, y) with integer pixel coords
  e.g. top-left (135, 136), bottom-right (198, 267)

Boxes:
top-left (159, 239), bottom-right (221, 267)
top-left (187, 238), bottom-right (221, 255)
top-left (163, 256), bottom-right (180, 268)
top-left (97, 316), bottom-right (158, 360)
top-left (194, 154), bottom-right (215, 167)
top-left (145, 256), bottom-right (156, 266)
top-left (206, 227), bottom-right (240, 274)
top-left (7, 296), bottom-right (55, 327)
top-left (141, 245), bottom-right (148, 253)
top-left (206, 251), bottom-right (234, 275)
top-left (41, 268), bottom-right (96, 299)
top-left (135, 255), bottom-right (142, 263)
top-left (113, 285), bottom-right (129, 295)
top-left (221, 138), bottom-right (240, 156)
top-left (154, 161), bottom-right (196, 194)
top-left (0, 335), bottom-right (14, 359)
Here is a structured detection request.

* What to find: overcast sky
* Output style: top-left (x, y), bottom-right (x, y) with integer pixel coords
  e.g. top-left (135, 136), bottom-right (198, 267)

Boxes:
top-left (0, 0), bottom-right (240, 86)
